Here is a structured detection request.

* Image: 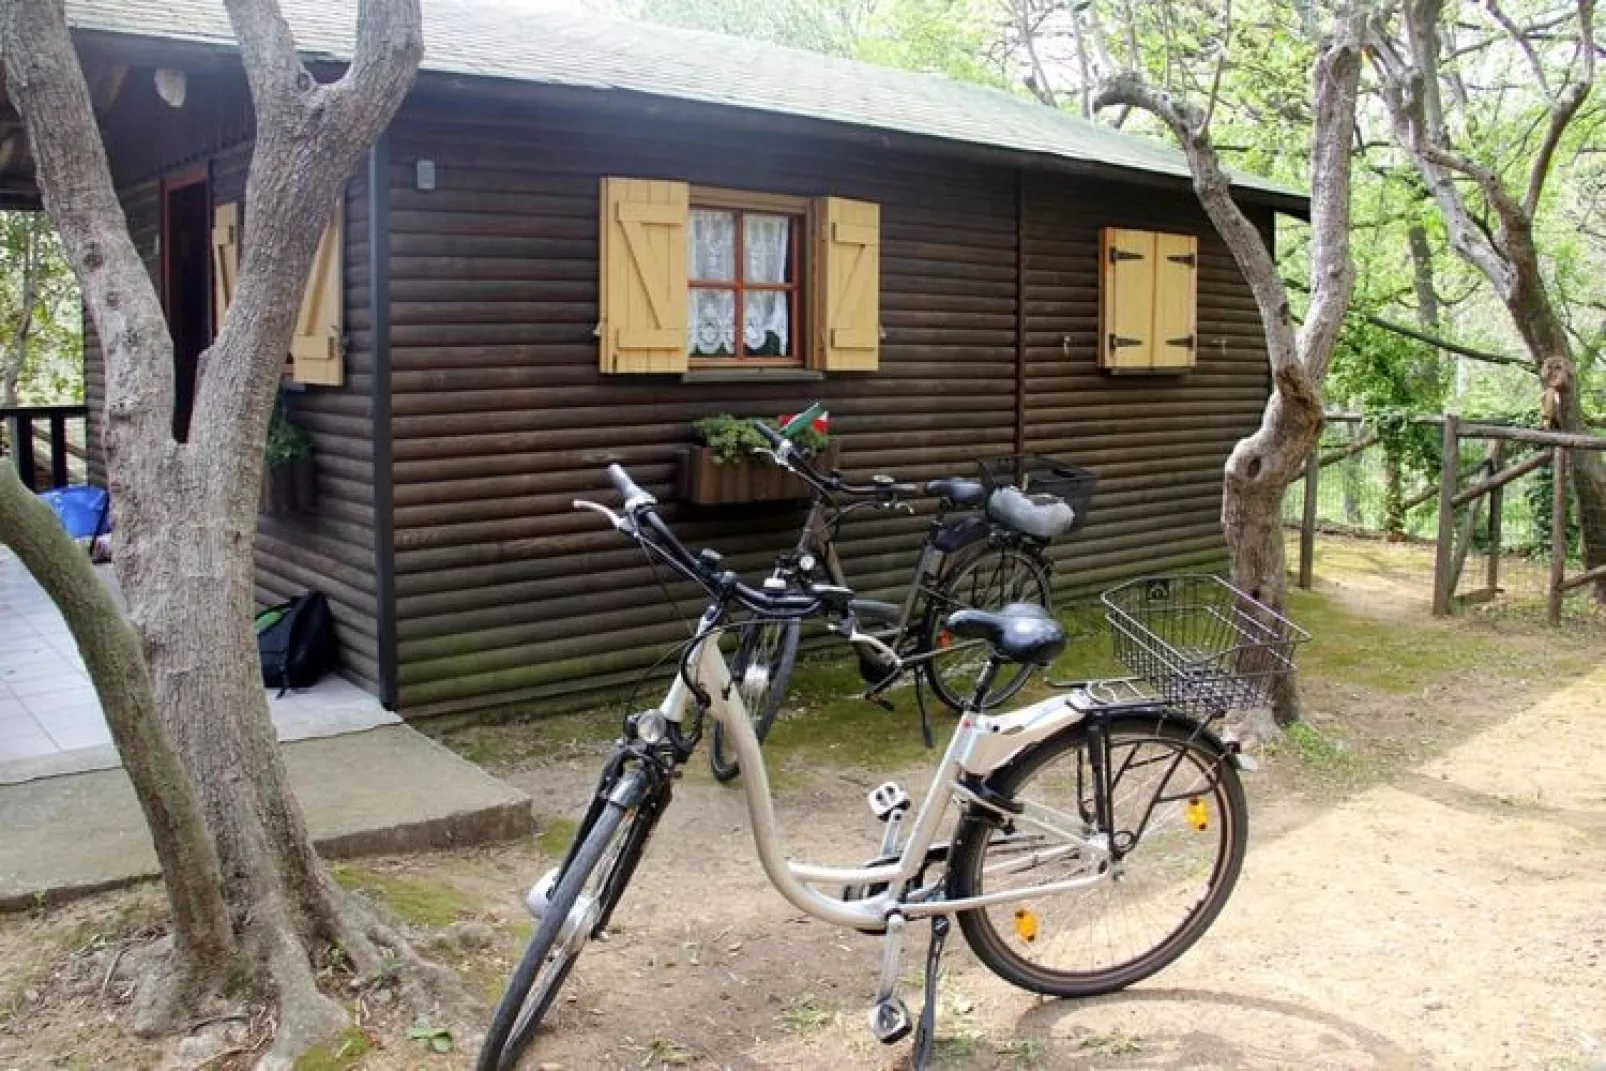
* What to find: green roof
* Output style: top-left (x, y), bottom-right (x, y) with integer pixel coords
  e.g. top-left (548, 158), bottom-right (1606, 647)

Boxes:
top-left (68, 0), bottom-right (1304, 205)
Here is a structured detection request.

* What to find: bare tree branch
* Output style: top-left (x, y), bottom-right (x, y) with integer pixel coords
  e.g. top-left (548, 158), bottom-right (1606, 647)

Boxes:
top-left (1524, 0), bottom-right (1595, 215)
top-left (1203, 0), bottom-right (1235, 133)
top-left (1483, 0), bottom-right (1552, 95)
top-left (1095, 73), bottom-right (1304, 399)
top-left (1368, 11), bottom-right (1517, 293)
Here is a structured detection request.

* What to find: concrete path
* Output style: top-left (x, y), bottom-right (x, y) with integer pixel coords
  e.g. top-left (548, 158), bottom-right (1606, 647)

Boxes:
top-left (0, 549), bottom-right (401, 783)
top-left (0, 724), bottom-right (533, 910)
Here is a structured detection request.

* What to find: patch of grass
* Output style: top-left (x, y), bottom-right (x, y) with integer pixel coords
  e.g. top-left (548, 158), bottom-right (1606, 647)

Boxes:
top-left (293, 1027), bottom-right (371, 1070)
top-left (1280, 721), bottom-right (1359, 772)
top-left (330, 866), bottom-right (472, 929)
top-left (1287, 587), bottom-right (1492, 694)
top-left (537, 815), bottom-right (579, 858)
top-left (996, 1036), bottom-right (1047, 1070)
top-left (638, 1036), bottom-right (693, 1067)
top-left (776, 992), bottom-right (833, 1034)
top-left (434, 708), bottom-right (618, 771)
top-left (931, 1034), bottom-right (982, 1066)
top-left (1078, 1028), bottom-right (1143, 1056)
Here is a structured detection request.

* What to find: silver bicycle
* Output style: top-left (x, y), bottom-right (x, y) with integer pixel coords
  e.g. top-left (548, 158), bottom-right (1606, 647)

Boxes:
top-left (477, 464), bottom-right (1306, 1071)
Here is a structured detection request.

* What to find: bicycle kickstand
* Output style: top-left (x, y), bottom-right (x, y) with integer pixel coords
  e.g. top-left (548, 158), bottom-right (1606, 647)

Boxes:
top-left (910, 914), bottom-right (950, 1071)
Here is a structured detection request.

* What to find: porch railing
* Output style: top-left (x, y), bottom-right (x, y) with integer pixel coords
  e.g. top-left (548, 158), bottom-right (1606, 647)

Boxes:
top-left (1, 405), bottom-right (89, 491)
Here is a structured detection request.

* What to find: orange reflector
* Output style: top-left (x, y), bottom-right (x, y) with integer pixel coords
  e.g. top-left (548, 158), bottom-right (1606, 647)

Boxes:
top-left (1013, 908), bottom-right (1038, 943)
top-left (1187, 797), bottom-right (1209, 831)
top-left (938, 630), bottom-right (954, 649)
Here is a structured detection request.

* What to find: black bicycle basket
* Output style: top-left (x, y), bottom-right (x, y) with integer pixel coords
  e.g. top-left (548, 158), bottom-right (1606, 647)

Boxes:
top-left (1101, 575), bottom-right (1310, 719)
top-left (976, 454), bottom-right (1098, 536)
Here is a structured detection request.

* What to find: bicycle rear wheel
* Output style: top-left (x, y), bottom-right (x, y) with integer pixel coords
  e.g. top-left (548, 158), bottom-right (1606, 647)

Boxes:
top-left (478, 767), bottom-right (660, 1070)
top-left (923, 544), bottom-right (1051, 711)
top-left (710, 617), bottom-right (800, 782)
top-left (947, 715), bottom-right (1246, 997)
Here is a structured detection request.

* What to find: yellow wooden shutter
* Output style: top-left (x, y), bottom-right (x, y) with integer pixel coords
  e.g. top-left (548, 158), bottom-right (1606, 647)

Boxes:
top-left (816, 197), bottom-right (880, 371)
top-left (290, 204), bottom-right (344, 386)
top-left (1153, 233), bottom-right (1198, 370)
top-left (599, 177), bottom-right (689, 373)
top-left (1099, 227), bottom-right (1155, 370)
top-left (211, 202), bottom-right (239, 337)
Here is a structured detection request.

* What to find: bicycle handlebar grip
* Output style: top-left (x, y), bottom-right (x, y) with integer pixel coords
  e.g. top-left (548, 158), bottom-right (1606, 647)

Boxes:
top-left (606, 463), bottom-right (649, 504)
top-left (752, 420), bottom-right (786, 448)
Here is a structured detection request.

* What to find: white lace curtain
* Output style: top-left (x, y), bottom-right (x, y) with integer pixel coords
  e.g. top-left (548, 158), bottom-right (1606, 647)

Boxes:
top-left (688, 210), bottom-right (791, 357)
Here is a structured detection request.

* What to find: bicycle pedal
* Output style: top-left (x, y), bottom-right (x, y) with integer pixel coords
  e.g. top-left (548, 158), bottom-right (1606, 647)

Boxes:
top-left (867, 782), bottom-right (911, 822)
top-left (868, 996), bottom-right (912, 1045)
top-left (861, 692), bottom-right (895, 712)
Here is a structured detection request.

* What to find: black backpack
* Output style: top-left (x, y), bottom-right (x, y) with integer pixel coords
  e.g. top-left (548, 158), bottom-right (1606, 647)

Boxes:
top-left (255, 592), bottom-right (338, 695)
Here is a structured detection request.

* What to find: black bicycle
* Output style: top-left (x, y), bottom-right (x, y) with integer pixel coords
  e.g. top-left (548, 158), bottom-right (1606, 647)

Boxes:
top-left (709, 410), bottom-right (1097, 780)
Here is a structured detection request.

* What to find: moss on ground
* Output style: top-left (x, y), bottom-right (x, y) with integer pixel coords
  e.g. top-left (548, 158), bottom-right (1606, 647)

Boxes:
top-left (329, 866), bottom-right (474, 929)
top-left (293, 1027), bottom-right (371, 1071)
top-left (536, 814), bottom-right (579, 858)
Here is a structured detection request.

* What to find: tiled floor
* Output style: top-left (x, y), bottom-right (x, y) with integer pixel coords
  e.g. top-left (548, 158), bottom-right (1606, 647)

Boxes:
top-left (0, 547), bottom-right (398, 779)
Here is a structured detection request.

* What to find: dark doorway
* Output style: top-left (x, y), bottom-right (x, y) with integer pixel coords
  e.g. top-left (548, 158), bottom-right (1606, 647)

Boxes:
top-left (162, 172), bottom-right (210, 441)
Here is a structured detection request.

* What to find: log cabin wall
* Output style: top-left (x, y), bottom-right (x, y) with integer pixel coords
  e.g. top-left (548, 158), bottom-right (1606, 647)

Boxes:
top-left (80, 57), bottom-right (384, 694)
top-left (1021, 173), bottom-right (1274, 592)
top-left (384, 89), bottom-right (1275, 718)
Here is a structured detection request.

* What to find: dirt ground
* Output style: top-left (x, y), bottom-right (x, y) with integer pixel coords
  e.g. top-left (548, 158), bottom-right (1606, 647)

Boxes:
top-left (2, 536), bottom-right (1604, 1070)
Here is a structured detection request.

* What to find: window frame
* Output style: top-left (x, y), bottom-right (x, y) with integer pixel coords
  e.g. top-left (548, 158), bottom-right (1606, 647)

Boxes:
top-left (687, 187), bottom-right (810, 370)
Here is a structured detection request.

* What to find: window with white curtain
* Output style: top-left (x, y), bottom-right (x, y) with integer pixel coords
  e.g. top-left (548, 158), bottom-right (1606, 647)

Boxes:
top-left (686, 192), bottom-right (805, 365)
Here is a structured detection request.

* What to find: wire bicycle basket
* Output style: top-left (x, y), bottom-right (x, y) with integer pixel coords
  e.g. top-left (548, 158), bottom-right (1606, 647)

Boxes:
top-left (1101, 575), bottom-right (1310, 720)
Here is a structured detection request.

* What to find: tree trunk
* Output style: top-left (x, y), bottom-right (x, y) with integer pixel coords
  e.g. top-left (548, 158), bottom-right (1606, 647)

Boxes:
top-left (0, 466), bottom-right (235, 1011)
top-left (0, 0), bottom-right (437, 1060)
top-left (1223, 391), bottom-right (1325, 726)
top-left (1507, 282), bottom-right (1606, 598)
top-left (1383, 439), bottom-right (1407, 539)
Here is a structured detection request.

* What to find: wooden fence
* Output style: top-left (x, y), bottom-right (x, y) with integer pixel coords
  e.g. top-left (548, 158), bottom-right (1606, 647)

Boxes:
top-left (1290, 412), bottom-right (1604, 624)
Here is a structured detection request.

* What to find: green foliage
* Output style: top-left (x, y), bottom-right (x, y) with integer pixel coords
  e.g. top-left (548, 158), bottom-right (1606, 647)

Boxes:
top-left (264, 407), bottom-right (311, 469)
top-left (692, 413), bottom-right (828, 465)
top-left (0, 212), bottom-right (81, 406)
top-left (601, 0), bottom-right (1004, 85)
top-left (407, 1017), bottom-right (454, 1054)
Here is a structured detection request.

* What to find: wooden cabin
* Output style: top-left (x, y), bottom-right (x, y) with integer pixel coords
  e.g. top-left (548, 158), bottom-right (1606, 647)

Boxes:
top-left (3, 0), bottom-right (1305, 719)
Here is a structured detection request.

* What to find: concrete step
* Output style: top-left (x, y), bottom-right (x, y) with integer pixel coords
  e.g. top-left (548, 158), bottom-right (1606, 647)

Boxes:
top-left (0, 724), bottom-right (533, 910)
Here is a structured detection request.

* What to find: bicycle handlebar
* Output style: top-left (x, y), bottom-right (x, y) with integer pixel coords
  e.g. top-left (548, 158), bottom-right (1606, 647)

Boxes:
top-left (576, 465), bottom-right (849, 619)
top-left (606, 463), bottom-right (651, 507)
top-left (749, 416), bottom-right (916, 507)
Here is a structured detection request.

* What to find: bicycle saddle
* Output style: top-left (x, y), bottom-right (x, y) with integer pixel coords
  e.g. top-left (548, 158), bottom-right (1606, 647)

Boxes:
top-left (924, 478), bottom-right (988, 507)
top-left (944, 602), bottom-right (1066, 666)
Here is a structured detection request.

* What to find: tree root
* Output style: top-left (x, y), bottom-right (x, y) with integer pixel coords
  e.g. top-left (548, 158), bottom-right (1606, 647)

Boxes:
top-left (321, 883), bottom-right (475, 1024)
top-left (259, 924), bottom-right (348, 1071)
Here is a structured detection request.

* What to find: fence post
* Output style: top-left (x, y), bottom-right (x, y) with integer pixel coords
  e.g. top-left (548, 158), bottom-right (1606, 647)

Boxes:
top-left (1432, 414), bottom-right (1459, 616)
top-left (1486, 439), bottom-right (1503, 595)
top-left (1549, 445), bottom-right (1567, 626)
top-left (1299, 446), bottom-right (1319, 590)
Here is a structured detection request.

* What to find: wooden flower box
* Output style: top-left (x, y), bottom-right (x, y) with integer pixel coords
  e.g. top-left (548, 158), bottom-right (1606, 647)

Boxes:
top-left (677, 441), bottom-right (840, 506)
top-left (260, 454), bottom-right (318, 516)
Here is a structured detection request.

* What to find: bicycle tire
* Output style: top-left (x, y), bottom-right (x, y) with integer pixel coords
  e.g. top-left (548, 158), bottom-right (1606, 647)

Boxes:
top-left (478, 769), bottom-right (652, 1070)
top-left (922, 544), bottom-right (1051, 711)
top-left (947, 715), bottom-right (1247, 998)
top-left (710, 617), bottom-right (800, 782)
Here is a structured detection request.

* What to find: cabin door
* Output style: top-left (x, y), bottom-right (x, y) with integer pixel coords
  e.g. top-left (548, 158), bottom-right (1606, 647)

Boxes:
top-left (162, 170), bottom-right (211, 442)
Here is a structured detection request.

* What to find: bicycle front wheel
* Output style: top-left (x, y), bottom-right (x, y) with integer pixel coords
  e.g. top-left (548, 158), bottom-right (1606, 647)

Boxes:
top-left (923, 545), bottom-right (1051, 711)
top-left (710, 617), bottom-right (800, 782)
top-left (947, 715), bottom-right (1247, 998)
top-left (478, 769), bottom-right (657, 1070)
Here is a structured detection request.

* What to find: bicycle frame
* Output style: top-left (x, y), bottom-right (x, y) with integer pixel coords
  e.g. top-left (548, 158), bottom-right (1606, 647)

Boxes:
top-left (659, 605), bottom-right (1105, 930)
